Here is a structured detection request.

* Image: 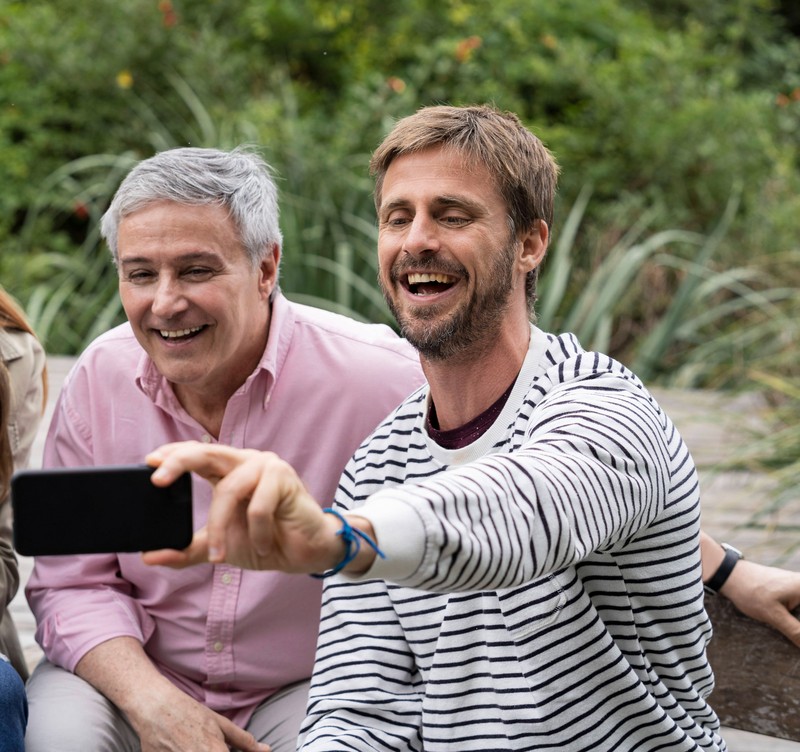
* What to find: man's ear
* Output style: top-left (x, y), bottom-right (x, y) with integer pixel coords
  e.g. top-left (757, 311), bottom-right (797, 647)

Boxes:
top-left (258, 243), bottom-right (281, 299)
top-left (519, 219), bottom-right (549, 273)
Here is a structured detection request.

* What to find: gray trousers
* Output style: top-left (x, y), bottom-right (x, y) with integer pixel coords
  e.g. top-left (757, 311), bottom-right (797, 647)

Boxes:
top-left (24, 659), bottom-right (309, 752)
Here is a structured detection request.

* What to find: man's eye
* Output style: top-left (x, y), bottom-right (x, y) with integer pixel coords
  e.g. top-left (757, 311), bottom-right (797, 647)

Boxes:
top-left (126, 270), bottom-right (154, 282)
top-left (441, 215), bottom-right (469, 226)
top-left (184, 267), bottom-right (214, 279)
top-left (384, 215), bottom-right (410, 227)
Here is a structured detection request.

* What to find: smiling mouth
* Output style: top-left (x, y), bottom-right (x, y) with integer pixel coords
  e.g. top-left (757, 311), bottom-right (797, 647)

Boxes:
top-left (158, 325), bottom-right (206, 341)
top-left (406, 272), bottom-right (457, 296)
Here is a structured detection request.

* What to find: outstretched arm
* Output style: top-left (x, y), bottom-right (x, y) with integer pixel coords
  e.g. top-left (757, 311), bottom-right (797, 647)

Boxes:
top-left (143, 442), bottom-right (379, 575)
top-left (147, 379), bottom-right (677, 592)
top-left (700, 530), bottom-right (800, 647)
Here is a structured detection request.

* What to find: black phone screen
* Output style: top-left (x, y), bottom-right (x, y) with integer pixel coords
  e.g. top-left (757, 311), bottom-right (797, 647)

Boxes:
top-left (10, 464), bottom-right (193, 556)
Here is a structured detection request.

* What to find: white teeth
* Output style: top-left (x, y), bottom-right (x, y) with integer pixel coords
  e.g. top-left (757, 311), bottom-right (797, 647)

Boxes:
top-left (159, 327), bottom-right (203, 339)
top-left (407, 273), bottom-right (453, 285)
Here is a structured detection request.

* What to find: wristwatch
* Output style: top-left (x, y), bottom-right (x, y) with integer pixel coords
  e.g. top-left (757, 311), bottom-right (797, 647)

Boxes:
top-left (704, 543), bottom-right (744, 595)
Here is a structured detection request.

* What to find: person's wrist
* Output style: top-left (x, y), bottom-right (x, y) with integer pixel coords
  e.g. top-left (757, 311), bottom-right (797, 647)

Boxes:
top-left (320, 510), bottom-right (349, 571)
top-left (345, 515), bottom-right (379, 575)
top-left (310, 509), bottom-right (384, 578)
top-left (704, 543), bottom-right (744, 595)
top-left (120, 668), bottom-right (186, 728)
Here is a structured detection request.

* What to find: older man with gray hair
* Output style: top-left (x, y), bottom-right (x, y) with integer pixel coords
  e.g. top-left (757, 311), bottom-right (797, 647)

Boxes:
top-left (23, 147), bottom-right (424, 752)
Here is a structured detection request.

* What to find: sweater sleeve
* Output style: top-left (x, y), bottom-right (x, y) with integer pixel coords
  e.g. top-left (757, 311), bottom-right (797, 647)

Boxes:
top-left (356, 380), bottom-right (672, 592)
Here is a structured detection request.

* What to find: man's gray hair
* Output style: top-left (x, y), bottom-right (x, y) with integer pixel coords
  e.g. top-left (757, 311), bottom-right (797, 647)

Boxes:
top-left (101, 146), bottom-right (282, 267)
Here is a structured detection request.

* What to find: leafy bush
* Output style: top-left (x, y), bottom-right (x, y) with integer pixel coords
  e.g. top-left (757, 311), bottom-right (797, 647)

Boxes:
top-left (1, 0), bottom-right (798, 389)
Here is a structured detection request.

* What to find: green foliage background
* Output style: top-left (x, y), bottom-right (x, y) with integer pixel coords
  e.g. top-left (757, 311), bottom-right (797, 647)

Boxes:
top-left (0, 0), bottom-right (798, 396)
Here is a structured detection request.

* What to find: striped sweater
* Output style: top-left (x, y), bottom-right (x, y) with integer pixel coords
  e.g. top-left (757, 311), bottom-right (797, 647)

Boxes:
top-left (300, 327), bottom-right (726, 751)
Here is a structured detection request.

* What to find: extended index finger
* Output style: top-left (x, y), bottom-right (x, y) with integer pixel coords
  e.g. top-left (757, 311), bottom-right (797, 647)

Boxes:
top-left (147, 441), bottom-right (257, 486)
top-left (204, 452), bottom-right (283, 564)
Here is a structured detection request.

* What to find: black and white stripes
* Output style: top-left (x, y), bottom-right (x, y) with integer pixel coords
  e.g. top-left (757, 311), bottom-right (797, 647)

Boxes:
top-left (300, 327), bottom-right (726, 751)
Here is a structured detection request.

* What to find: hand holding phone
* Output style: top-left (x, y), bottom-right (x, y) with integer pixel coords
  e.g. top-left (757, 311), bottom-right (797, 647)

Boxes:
top-left (10, 464), bottom-right (193, 556)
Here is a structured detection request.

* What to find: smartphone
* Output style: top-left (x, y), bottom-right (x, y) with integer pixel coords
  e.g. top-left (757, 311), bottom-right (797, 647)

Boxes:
top-left (10, 464), bottom-right (193, 556)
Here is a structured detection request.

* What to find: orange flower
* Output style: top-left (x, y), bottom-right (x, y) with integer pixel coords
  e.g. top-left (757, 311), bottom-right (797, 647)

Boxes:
top-left (455, 36), bottom-right (482, 63)
top-left (387, 76), bottom-right (406, 93)
top-left (776, 93), bottom-right (790, 108)
top-left (73, 202), bottom-right (89, 221)
top-left (159, 0), bottom-right (178, 28)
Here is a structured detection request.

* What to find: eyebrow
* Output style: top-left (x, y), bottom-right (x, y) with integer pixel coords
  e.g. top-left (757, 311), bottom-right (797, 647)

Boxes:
top-left (379, 194), bottom-right (488, 218)
top-left (118, 251), bottom-right (223, 267)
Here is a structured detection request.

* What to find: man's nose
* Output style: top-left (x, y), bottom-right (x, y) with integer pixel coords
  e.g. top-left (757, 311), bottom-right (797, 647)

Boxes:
top-left (402, 214), bottom-right (440, 257)
top-left (150, 276), bottom-right (188, 318)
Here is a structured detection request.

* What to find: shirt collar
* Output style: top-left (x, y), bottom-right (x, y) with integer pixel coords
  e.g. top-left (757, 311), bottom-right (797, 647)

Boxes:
top-left (134, 291), bottom-right (296, 412)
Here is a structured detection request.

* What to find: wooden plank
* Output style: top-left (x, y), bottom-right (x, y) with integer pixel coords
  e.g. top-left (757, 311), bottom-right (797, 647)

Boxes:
top-left (705, 595), bottom-right (800, 741)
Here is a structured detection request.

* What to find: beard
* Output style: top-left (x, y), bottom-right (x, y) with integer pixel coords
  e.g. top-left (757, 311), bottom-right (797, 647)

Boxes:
top-left (380, 238), bottom-right (517, 361)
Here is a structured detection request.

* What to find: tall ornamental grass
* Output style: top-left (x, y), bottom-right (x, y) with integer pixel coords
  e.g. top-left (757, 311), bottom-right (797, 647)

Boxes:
top-left (6, 82), bottom-right (797, 509)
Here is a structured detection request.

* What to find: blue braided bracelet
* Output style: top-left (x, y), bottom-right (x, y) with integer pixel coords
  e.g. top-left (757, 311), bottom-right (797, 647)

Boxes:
top-left (310, 507), bottom-right (385, 579)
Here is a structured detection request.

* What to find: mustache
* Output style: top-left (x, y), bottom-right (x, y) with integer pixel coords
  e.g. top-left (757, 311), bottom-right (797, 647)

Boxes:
top-left (388, 256), bottom-right (468, 283)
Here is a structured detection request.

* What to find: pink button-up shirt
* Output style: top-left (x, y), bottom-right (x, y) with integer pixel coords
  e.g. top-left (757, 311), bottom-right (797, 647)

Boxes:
top-left (26, 294), bottom-right (424, 725)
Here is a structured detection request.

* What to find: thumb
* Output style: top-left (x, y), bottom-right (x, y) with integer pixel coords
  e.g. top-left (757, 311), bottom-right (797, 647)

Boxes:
top-left (142, 527), bottom-right (211, 568)
top-left (768, 607), bottom-right (800, 649)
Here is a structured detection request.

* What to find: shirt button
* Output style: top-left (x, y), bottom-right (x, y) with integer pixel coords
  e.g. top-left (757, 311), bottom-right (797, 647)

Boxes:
top-left (201, 434), bottom-right (213, 443)
top-left (221, 573), bottom-right (232, 585)
top-left (213, 641), bottom-right (224, 653)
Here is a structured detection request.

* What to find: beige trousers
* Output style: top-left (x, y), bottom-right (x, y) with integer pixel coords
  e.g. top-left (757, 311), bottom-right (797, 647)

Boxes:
top-left (24, 659), bottom-right (309, 752)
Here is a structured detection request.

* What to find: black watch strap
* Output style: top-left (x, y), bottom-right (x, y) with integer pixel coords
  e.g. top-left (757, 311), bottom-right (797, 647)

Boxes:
top-left (704, 544), bottom-right (743, 595)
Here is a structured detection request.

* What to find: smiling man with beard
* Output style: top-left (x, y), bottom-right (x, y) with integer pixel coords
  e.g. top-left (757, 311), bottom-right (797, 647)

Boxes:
top-left (380, 213), bottom-right (520, 362)
top-left (143, 106), bottom-right (729, 751)
top-left (23, 147), bottom-right (424, 752)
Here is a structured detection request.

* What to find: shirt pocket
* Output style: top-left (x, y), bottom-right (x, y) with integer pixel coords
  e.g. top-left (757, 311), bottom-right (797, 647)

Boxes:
top-left (497, 573), bottom-right (568, 639)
